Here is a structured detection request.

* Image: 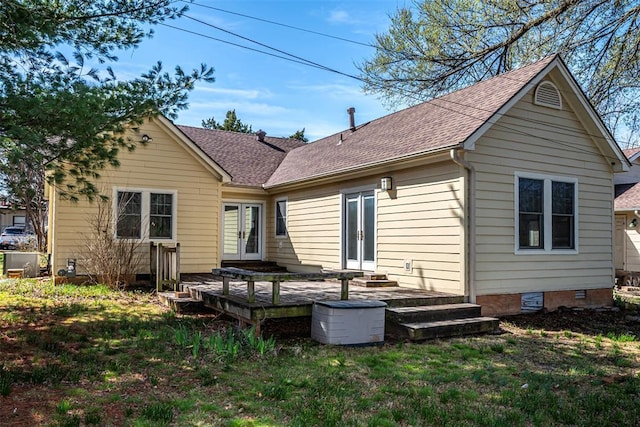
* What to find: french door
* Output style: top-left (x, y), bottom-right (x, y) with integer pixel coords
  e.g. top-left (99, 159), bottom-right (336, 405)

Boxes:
top-left (344, 191), bottom-right (376, 270)
top-left (222, 203), bottom-right (262, 260)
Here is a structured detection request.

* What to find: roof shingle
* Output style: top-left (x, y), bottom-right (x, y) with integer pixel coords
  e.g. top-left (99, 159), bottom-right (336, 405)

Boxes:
top-left (615, 183), bottom-right (640, 210)
top-left (176, 126), bottom-right (305, 187)
top-left (264, 56), bottom-right (556, 187)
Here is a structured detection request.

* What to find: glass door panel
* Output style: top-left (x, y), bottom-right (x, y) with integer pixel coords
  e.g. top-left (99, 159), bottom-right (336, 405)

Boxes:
top-left (223, 205), bottom-right (240, 260)
top-left (222, 203), bottom-right (262, 261)
top-left (344, 191), bottom-right (376, 271)
top-left (243, 205), bottom-right (260, 256)
top-left (362, 194), bottom-right (376, 270)
top-left (346, 196), bottom-right (360, 269)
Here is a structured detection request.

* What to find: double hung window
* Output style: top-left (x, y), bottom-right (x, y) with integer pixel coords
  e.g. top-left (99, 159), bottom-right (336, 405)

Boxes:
top-left (116, 189), bottom-right (176, 241)
top-left (516, 173), bottom-right (577, 252)
top-left (275, 199), bottom-right (287, 237)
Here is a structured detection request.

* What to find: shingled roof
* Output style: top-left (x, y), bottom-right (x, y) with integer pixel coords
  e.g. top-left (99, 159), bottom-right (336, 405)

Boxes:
top-left (176, 126), bottom-right (305, 187)
top-left (615, 149), bottom-right (640, 210)
top-left (624, 148), bottom-right (640, 161)
top-left (615, 183), bottom-right (640, 210)
top-left (264, 56), bottom-right (558, 188)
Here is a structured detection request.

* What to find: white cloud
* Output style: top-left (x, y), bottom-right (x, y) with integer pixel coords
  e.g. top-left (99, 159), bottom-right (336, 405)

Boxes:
top-left (327, 9), bottom-right (350, 23)
top-left (194, 86), bottom-right (266, 99)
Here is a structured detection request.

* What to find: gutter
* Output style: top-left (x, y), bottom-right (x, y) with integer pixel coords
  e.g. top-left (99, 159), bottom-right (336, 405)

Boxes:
top-left (450, 148), bottom-right (476, 304)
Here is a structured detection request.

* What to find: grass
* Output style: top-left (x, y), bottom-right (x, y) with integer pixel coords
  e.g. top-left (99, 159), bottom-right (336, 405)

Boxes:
top-left (1, 278), bottom-right (640, 426)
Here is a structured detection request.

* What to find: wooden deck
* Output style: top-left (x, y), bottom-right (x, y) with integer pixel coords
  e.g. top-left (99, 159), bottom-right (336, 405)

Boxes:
top-left (180, 273), bottom-right (464, 331)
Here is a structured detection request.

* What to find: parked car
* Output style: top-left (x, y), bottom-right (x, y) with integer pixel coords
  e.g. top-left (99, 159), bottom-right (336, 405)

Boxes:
top-left (0, 226), bottom-right (35, 250)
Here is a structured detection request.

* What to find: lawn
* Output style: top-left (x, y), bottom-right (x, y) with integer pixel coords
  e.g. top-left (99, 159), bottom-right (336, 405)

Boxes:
top-left (1, 278), bottom-right (639, 426)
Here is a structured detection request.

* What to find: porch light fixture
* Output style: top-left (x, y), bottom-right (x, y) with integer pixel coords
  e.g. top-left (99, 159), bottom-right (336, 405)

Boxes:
top-left (631, 218), bottom-right (638, 228)
top-left (380, 177), bottom-right (392, 191)
top-left (142, 134), bottom-right (153, 143)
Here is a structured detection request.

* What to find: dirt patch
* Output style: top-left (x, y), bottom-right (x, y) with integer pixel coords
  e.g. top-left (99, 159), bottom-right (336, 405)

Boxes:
top-left (501, 306), bottom-right (640, 337)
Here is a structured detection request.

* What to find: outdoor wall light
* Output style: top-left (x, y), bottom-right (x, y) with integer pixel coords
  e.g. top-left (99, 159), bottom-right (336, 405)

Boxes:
top-left (631, 218), bottom-right (638, 228)
top-left (381, 177), bottom-right (393, 191)
top-left (142, 134), bottom-right (153, 143)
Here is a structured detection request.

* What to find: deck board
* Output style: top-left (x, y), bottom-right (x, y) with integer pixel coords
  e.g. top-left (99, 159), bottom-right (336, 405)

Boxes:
top-left (181, 273), bottom-right (461, 309)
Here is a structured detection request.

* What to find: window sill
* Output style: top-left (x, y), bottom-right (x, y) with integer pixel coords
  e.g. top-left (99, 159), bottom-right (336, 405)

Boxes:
top-left (515, 248), bottom-right (578, 255)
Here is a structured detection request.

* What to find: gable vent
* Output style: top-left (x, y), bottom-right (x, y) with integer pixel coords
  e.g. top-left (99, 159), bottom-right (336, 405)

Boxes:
top-left (534, 81), bottom-right (562, 109)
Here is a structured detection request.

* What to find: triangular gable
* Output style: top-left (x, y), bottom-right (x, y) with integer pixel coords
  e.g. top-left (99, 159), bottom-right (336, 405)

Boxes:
top-left (153, 115), bottom-right (232, 183)
top-left (463, 56), bottom-right (629, 172)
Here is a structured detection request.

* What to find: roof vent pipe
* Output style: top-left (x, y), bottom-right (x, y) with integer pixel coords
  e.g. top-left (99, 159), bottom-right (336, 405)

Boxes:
top-left (347, 107), bottom-right (356, 131)
top-left (256, 129), bottom-right (266, 142)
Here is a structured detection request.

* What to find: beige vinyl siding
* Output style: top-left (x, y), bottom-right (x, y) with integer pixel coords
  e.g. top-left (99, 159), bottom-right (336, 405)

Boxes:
top-left (51, 119), bottom-right (222, 275)
top-left (376, 162), bottom-right (464, 294)
top-left (267, 188), bottom-right (342, 272)
top-left (267, 162), bottom-right (465, 294)
top-left (468, 76), bottom-right (614, 296)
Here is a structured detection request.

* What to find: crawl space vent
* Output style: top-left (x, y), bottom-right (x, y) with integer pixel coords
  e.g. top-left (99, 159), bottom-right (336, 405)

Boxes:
top-left (534, 81), bottom-right (562, 109)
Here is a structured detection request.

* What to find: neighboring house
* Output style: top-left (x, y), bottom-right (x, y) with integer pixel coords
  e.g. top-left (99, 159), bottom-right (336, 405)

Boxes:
top-left (613, 148), bottom-right (640, 274)
top-left (0, 198), bottom-right (28, 233)
top-left (47, 55), bottom-right (629, 316)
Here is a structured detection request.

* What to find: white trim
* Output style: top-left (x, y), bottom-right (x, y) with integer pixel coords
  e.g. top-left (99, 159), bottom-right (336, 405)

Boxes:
top-left (221, 201), bottom-right (264, 261)
top-left (514, 172), bottom-right (578, 255)
top-left (339, 184), bottom-right (377, 270)
top-left (113, 186), bottom-right (178, 243)
top-left (340, 183), bottom-right (377, 195)
top-left (342, 189), bottom-right (377, 271)
top-left (274, 197), bottom-right (288, 238)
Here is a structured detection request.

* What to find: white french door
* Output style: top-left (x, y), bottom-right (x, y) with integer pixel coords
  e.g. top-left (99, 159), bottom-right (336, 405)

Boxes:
top-left (344, 191), bottom-right (376, 271)
top-left (222, 203), bottom-right (262, 261)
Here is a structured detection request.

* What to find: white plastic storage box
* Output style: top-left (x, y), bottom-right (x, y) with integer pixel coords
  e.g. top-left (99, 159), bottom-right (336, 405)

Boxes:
top-left (311, 300), bottom-right (387, 346)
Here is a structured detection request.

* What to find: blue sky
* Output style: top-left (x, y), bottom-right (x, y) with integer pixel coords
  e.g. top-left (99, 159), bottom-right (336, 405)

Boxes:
top-left (114, 1), bottom-right (404, 141)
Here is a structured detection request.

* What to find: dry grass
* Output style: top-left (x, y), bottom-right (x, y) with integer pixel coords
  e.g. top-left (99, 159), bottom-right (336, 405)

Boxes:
top-left (1, 278), bottom-right (640, 426)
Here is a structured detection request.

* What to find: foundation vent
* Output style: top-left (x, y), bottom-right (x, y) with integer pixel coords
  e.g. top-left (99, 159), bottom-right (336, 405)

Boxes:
top-left (575, 290), bottom-right (586, 299)
top-left (534, 81), bottom-right (562, 109)
top-left (521, 292), bottom-right (543, 313)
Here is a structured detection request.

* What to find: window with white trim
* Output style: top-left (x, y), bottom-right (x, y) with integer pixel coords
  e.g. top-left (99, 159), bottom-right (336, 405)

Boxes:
top-left (275, 198), bottom-right (287, 237)
top-left (115, 189), bottom-right (176, 240)
top-left (516, 173), bottom-right (577, 252)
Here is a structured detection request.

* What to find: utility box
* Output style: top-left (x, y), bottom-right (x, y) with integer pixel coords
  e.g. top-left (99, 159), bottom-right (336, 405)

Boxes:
top-left (311, 300), bottom-right (387, 346)
top-left (4, 252), bottom-right (41, 278)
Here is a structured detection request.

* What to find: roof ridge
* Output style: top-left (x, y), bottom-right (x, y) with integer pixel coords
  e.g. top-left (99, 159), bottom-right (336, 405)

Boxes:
top-left (299, 55), bottom-right (558, 146)
top-left (175, 124), bottom-right (299, 142)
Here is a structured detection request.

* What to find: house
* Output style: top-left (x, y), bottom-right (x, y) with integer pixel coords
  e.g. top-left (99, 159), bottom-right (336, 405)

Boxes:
top-left (47, 55), bottom-right (629, 316)
top-left (613, 148), bottom-right (640, 275)
top-left (0, 197), bottom-right (28, 233)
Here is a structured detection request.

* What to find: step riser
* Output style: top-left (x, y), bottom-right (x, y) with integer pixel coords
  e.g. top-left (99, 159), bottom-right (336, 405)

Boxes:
top-left (396, 319), bottom-right (500, 341)
top-left (383, 296), bottom-right (465, 308)
top-left (387, 306), bottom-right (481, 324)
top-left (351, 280), bottom-right (399, 288)
top-left (158, 292), bottom-right (206, 314)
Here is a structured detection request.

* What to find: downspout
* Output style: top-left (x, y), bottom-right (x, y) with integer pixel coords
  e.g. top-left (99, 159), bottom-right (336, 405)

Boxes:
top-left (450, 148), bottom-right (476, 303)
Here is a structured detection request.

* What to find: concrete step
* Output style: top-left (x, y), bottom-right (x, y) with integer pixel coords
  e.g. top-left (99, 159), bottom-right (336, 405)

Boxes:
top-left (158, 291), bottom-right (206, 314)
top-left (386, 303), bottom-right (482, 324)
top-left (391, 317), bottom-right (500, 341)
